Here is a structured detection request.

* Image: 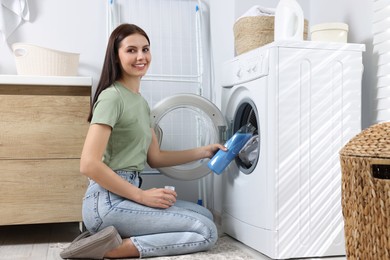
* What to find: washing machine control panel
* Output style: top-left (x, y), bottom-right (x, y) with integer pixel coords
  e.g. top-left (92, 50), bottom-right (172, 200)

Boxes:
top-left (221, 48), bottom-right (269, 87)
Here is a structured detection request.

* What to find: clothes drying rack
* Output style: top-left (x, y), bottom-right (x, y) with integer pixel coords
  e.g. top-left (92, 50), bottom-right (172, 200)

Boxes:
top-left (107, 0), bottom-right (213, 208)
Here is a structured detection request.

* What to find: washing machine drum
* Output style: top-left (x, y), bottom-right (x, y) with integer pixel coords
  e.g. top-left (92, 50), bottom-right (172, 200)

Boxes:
top-left (150, 93), bottom-right (227, 181)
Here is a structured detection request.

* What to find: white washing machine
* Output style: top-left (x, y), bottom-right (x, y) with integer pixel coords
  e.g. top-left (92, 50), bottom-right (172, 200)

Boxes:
top-left (149, 41), bottom-right (364, 259)
top-left (220, 41), bottom-right (365, 259)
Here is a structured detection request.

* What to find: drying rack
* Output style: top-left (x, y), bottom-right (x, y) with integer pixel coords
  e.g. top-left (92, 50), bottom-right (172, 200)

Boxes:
top-left (107, 0), bottom-right (213, 208)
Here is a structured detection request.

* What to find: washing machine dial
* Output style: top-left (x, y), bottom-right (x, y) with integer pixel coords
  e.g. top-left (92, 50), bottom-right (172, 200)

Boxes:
top-left (252, 64), bottom-right (258, 72)
top-left (236, 68), bottom-right (243, 79)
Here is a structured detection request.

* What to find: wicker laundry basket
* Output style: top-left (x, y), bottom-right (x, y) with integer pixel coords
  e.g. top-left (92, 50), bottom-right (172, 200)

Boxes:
top-left (233, 16), bottom-right (309, 55)
top-left (340, 122), bottom-right (390, 260)
top-left (12, 43), bottom-right (80, 76)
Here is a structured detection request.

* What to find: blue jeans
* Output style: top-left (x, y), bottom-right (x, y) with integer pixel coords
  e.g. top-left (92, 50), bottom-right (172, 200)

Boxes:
top-left (82, 171), bottom-right (218, 258)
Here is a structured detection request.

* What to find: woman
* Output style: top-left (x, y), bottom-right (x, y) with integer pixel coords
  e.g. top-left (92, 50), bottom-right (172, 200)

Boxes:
top-left (60, 23), bottom-right (226, 259)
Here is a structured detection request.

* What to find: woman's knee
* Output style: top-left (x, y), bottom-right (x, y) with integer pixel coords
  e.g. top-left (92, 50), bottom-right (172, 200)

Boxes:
top-left (202, 218), bottom-right (218, 249)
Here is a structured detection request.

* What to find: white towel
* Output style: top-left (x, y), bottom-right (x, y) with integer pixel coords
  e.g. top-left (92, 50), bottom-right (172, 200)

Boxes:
top-left (0, 0), bottom-right (30, 42)
top-left (236, 5), bottom-right (275, 22)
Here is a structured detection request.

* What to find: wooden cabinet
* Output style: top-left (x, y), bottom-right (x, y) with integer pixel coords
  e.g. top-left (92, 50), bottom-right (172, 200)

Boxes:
top-left (0, 76), bottom-right (91, 225)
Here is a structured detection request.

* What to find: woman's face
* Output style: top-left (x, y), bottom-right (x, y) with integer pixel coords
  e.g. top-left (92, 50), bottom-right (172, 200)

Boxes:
top-left (117, 33), bottom-right (151, 78)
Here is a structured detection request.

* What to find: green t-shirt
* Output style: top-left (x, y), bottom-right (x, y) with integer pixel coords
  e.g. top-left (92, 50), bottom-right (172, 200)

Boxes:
top-left (91, 82), bottom-right (152, 172)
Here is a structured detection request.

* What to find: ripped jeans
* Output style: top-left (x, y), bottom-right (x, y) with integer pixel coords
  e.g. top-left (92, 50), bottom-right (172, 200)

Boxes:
top-left (82, 170), bottom-right (218, 258)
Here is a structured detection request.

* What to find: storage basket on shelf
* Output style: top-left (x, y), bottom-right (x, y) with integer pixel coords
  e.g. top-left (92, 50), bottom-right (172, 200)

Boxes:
top-left (340, 122), bottom-right (390, 260)
top-left (233, 16), bottom-right (309, 55)
top-left (310, 22), bottom-right (349, 43)
top-left (12, 43), bottom-right (80, 76)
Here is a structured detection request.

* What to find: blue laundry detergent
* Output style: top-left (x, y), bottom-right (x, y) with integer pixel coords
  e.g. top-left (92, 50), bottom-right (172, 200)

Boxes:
top-left (208, 123), bottom-right (255, 174)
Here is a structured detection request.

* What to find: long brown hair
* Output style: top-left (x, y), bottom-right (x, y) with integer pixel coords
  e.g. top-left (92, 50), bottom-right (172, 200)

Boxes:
top-left (87, 23), bottom-right (150, 122)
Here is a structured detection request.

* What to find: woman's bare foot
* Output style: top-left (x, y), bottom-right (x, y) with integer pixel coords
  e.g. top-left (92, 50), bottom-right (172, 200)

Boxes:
top-left (104, 238), bottom-right (140, 258)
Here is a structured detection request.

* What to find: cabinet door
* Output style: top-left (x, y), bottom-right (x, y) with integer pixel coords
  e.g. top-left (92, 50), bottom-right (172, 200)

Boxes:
top-left (0, 159), bottom-right (88, 225)
top-left (0, 94), bottom-right (90, 159)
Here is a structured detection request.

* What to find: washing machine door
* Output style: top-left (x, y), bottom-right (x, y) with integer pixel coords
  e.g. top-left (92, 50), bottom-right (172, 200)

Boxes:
top-left (150, 93), bottom-right (227, 181)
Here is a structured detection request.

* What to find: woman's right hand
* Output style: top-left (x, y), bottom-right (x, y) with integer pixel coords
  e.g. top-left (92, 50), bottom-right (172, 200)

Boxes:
top-left (139, 188), bottom-right (177, 209)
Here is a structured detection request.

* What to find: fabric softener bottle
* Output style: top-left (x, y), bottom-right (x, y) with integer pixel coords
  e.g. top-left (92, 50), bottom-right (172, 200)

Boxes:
top-left (208, 123), bottom-right (256, 174)
top-left (274, 0), bottom-right (304, 41)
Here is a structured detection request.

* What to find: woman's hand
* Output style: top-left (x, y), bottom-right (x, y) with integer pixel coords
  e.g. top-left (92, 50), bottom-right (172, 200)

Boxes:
top-left (139, 188), bottom-right (177, 209)
top-left (202, 143), bottom-right (227, 158)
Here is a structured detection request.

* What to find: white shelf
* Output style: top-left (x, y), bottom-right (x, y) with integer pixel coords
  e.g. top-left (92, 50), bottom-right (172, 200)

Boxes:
top-left (0, 75), bottom-right (92, 86)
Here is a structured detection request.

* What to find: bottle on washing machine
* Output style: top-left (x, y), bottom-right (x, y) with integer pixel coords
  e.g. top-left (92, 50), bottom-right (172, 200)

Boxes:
top-left (208, 123), bottom-right (256, 175)
top-left (274, 0), bottom-right (304, 41)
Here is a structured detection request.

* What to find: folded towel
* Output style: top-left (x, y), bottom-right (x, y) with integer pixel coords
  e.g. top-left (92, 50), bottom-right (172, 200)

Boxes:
top-left (236, 5), bottom-right (275, 22)
top-left (0, 0), bottom-right (30, 42)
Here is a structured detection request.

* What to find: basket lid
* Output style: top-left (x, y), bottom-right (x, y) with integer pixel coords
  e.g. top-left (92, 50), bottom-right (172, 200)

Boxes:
top-left (310, 22), bottom-right (349, 32)
top-left (340, 122), bottom-right (390, 158)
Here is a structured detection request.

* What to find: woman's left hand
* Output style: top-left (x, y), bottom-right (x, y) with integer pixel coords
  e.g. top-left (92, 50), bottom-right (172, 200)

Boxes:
top-left (139, 188), bottom-right (177, 209)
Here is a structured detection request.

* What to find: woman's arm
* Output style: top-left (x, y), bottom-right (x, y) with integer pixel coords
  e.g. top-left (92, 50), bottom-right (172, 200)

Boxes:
top-left (147, 128), bottom-right (226, 168)
top-left (80, 124), bottom-right (176, 208)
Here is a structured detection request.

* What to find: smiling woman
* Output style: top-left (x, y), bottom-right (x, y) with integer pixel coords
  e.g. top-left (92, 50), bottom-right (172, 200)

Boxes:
top-left (59, 23), bottom-right (225, 260)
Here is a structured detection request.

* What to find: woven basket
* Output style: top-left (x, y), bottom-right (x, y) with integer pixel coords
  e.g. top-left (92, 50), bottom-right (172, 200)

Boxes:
top-left (340, 122), bottom-right (390, 260)
top-left (12, 43), bottom-right (80, 76)
top-left (233, 16), bottom-right (309, 55)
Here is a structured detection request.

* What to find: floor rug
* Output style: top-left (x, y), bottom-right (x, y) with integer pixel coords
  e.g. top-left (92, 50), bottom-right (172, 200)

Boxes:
top-left (107, 235), bottom-right (256, 260)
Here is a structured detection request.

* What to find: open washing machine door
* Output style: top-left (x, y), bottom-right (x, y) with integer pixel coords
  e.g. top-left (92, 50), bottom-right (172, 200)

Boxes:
top-left (150, 93), bottom-right (227, 181)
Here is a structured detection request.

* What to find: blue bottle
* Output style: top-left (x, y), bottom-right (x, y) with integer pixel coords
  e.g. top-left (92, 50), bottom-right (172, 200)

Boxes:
top-left (208, 123), bottom-right (256, 174)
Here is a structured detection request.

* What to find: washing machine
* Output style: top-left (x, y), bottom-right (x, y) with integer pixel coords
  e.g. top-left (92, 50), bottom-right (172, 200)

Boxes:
top-left (149, 40), bottom-right (364, 259)
top-left (220, 41), bottom-right (365, 259)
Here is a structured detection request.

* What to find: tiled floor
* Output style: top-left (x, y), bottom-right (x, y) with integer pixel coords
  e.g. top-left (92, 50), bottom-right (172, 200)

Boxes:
top-left (0, 223), bottom-right (78, 260)
top-left (0, 222), bottom-right (346, 260)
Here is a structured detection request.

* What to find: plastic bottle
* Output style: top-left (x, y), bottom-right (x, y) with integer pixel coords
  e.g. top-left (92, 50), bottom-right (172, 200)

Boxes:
top-left (208, 123), bottom-right (256, 175)
top-left (274, 0), bottom-right (304, 41)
